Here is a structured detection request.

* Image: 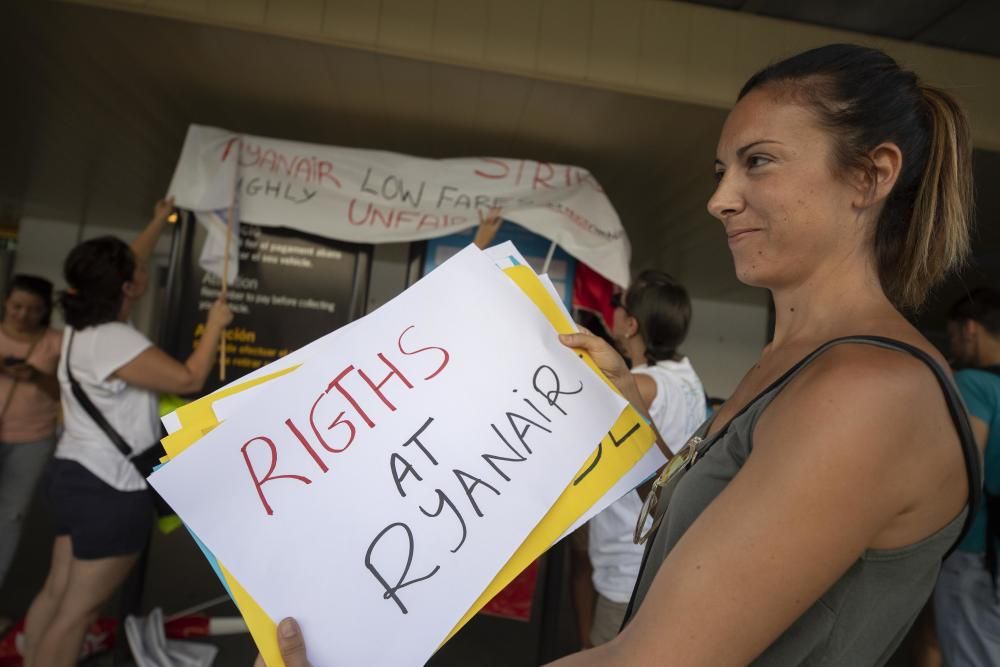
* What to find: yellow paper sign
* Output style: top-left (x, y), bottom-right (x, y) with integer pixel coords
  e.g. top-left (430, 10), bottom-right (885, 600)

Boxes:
top-left (162, 264), bottom-right (654, 666)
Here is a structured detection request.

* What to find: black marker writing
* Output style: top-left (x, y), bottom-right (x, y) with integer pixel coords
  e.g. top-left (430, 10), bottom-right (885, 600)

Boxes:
top-left (532, 364), bottom-right (583, 416)
top-left (365, 522), bottom-right (440, 615)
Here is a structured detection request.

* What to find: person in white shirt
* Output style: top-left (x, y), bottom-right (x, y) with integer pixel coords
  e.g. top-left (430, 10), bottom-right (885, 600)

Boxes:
top-left (575, 270), bottom-right (707, 647)
top-left (23, 198), bottom-right (232, 667)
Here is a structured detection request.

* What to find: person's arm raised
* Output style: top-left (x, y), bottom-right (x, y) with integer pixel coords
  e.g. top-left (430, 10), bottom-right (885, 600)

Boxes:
top-left (473, 207), bottom-right (503, 249)
top-left (546, 344), bottom-right (967, 666)
top-left (131, 197), bottom-right (175, 267)
top-left (114, 298), bottom-right (232, 395)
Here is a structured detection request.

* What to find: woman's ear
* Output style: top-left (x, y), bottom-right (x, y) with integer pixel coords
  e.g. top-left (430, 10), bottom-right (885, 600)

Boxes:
top-left (625, 314), bottom-right (639, 339)
top-left (853, 142), bottom-right (903, 209)
top-left (122, 280), bottom-right (139, 299)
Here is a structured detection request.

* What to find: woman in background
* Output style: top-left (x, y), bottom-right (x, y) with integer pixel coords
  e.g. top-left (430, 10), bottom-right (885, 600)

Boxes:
top-left (575, 271), bottom-right (706, 647)
top-left (24, 198), bottom-right (232, 667)
top-left (0, 275), bottom-right (61, 595)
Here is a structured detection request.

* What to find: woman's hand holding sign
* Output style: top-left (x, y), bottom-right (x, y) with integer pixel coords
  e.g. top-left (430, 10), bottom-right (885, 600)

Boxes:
top-left (253, 619), bottom-right (312, 667)
top-left (558, 330), bottom-right (640, 408)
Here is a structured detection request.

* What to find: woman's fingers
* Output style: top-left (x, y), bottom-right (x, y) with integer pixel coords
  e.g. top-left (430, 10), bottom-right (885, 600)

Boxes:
top-left (558, 331), bottom-right (597, 349)
top-left (277, 618), bottom-right (312, 667)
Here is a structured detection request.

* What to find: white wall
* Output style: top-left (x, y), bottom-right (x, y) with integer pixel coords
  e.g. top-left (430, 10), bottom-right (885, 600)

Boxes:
top-left (681, 297), bottom-right (768, 399)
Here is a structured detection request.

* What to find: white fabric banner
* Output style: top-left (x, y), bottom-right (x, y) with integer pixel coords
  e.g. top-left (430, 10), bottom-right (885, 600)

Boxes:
top-left (167, 124), bottom-right (631, 287)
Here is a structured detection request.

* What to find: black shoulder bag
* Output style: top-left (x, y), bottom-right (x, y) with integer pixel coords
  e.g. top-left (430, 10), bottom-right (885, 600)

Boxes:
top-left (65, 330), bottom-right (173, 516)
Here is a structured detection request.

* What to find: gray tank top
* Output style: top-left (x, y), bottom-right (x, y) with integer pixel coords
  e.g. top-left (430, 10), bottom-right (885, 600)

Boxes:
top-left (624, 337), bottom-right (974, 666)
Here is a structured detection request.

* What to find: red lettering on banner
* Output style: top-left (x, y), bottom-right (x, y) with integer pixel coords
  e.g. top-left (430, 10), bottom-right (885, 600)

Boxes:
top-left (474, 158), bottom-right (510, 180)
top-left (532, 162), bottom-right (554, 190)
top-left (348, 199), bottom-right (371, 225)
top-left (417, 214), bottom-right (440, 230)
top-left (317, 161), bottom-right (342, 188)
top-left (260, 149), bottom-right (278, 172)
top-left (370, 206), bottom-right (392, 229)
top-left (221, 136), bottom-right (241, 162)
top-left (515, 160), bottom-right (526, 186)
top-left (242, 436), bottom-right (312, 516)
top-left (347, 199), bottom-right (467, 231)
top-left (395, 211), bottom-right (416, 227)
top-left (293, 157), bottom-right (313, 182)
top-left (226, 139), bottom-right (342, 189)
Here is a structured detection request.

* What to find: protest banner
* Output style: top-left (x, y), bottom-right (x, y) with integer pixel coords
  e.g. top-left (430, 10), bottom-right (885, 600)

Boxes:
top-left (149, 245), bottom-right (629, 666)
top-left (167, 124), bottom-right (631, 288)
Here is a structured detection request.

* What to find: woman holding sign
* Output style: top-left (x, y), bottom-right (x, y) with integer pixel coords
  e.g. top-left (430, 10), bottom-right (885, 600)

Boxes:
top-left (24, 198), bottom-right (232, 667)
top-left (262, 44), bottom-right (982, 667)
top-left (551, 44), bottom-right (979, 666)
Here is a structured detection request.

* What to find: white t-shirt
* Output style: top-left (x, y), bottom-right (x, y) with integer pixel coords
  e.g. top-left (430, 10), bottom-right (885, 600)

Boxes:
top-left (56, 322), bottom-right (158, 491)
top-left (589, 357), bottom-right (707, 603)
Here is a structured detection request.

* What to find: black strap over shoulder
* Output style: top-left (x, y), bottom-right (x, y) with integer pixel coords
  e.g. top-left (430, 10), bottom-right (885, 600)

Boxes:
top-left (825, 336), bottom-right (981, 555)
top-left (622, 335), bottom-right (984, 629)
top-left (65, 330), bottom-right (134, 459)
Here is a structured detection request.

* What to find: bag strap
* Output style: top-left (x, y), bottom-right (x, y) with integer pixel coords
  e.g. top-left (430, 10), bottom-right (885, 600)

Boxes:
top-left (668, 336), bottom-right (980, 555)
top-left (65, 330), bottom-right (134, 459)
top-left (834, 336), bottom-right (982, 555)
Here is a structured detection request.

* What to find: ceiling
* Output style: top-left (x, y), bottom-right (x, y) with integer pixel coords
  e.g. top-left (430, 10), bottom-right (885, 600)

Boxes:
top-left (0, 0), bottom-right (996, 319)
top-left (1, 1), bottom-right (745, 299)
top-left (678, 0), bottom-right (1000, 59)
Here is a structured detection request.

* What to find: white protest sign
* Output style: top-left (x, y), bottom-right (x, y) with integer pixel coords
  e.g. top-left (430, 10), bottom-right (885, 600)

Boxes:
top-left (149, 245), bottom-right (627, 666)
top-left (167, 124), bottom-right (631, 287)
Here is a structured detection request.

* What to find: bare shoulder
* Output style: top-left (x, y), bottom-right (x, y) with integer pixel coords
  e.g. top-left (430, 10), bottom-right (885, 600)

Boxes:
top-left (765, 340), bottom-right (952, 431)
top-left (753, 340), bottom-right (965, 544)
top-left (752, 339), bottom-right (962, 487)
top-left (631, 371), bottom-right (658, 408)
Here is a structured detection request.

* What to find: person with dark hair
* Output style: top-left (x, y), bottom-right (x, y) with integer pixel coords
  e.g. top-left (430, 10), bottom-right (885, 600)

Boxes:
top-left (574, 271), bottom-right (705, 646)
top-left (0, 275), bottom-right (61, 593)
top-left (23, 198), bottom-right (232, 667)
top-left (256, 44), bottom-right (980, 667)
top-left (934, 287), bottom-right (1000, 665)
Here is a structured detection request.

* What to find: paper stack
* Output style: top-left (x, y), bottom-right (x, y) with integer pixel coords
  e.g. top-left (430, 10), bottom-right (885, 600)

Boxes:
top-left (150, 242), bottom-right (663, 666)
